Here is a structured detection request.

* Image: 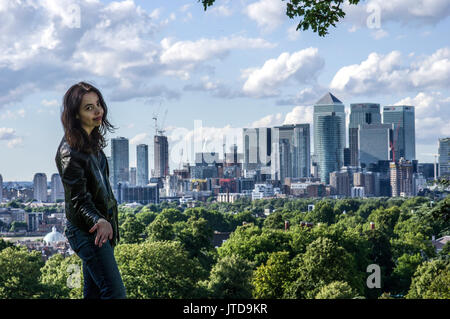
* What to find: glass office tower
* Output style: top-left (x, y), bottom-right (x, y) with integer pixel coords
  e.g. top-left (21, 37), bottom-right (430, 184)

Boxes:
top-left (349, 103), bottom-right (381, 166)
top-left (271, 123), bottom-right (310, 181)
top-left (382, 105), bottom-right (416, 161)
top-left (313, 93), bottom-right (346, 183)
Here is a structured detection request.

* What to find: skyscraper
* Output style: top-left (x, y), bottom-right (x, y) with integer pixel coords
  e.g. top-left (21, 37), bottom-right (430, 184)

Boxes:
top-left (358, 123), bottom-right (393, 167)
top-left (111, 137), bottom-right (129, 188)
top-left (0, 174), bottom-right (3, 203)
top-left (50, 173), bottom-right (64, 202)
top-left (242, 127), bottom-right (271, 174)
top-left (271, 124), bottom-right (310, 182)
top-left (349, 103), bottom-right (381, 166)
top-left (383, 105), bottom-right (416, 161)
top-left (129, 167), bottom-right (137, 186)
top-left (136, 144), bottom-right (149, 186)
top-left (314, 93), bottom-right (346, 184)
top-left (390, 158), bottom-right (413, 197)
top-left (33, 173), bottom-right (47, 202)
top-left (154, 135), bottom-right (169, 178)
top-left (438, 137), bottom-right (450, 177)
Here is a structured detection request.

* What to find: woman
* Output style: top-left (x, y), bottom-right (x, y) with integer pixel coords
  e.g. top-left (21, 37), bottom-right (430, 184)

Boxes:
top-left (55, 81), bottom-right (126, 299)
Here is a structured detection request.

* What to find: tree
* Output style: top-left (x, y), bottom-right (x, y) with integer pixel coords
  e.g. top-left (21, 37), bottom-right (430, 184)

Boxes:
top-left (315, 281), bottom-right (360, 299)
top-left (176, 216), bottom-right (215, 272)
top-left (218, 225), bottom-right (293, 268)
top-left (119, 215), bottom-right (146, 244)
top-left (40, 254), bottom-right (83, 299)
top-left (406, 259), bottom-right (450, 299)
top-left (0, 239), bottom-right (15, 252)
top-left (146, 216), bottom-right (175, 242)
top-left (206, 254), bottom-right (254, 299)
top-left (114, 241), bottom-right (207, 298)
top-left (0, 247), bottom-right (46, 298)
top-left (304, 200), bottom-right (335, 225)
top-left (284, 237), bottom-right (362, 299)
top-left (198, 0), bottom-right (361, 37)
top-left (252, 251), bottom-right (293, 299)
top-left (135, 209), bottom-right (157, 227)
top-left (390, 253), bottom-right (423, 296)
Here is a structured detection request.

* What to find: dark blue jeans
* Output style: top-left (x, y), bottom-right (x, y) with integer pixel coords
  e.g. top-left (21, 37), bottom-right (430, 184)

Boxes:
top-left (64, 221), bottom-right (126, 299)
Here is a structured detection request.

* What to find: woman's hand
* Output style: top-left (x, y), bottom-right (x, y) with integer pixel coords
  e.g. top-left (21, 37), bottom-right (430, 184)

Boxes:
top-left (89, 218), bottom-right (113, 248)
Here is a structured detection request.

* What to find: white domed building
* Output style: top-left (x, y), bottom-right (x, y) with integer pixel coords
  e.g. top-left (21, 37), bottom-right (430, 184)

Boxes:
top-left (43, 226), bottom-right (66, 245)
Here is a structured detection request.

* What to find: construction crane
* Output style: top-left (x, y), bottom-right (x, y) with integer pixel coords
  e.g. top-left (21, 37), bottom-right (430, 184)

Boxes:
top-left (152, 107), bottom-right (168, 136)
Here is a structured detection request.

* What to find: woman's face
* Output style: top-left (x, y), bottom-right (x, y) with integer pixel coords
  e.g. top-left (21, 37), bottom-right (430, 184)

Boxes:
top-left (78, 91), bottom-right (104, 135)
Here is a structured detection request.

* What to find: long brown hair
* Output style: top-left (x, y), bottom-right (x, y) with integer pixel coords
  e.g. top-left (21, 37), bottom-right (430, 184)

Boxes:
top-left (61, 81), bottom-right (116, 154)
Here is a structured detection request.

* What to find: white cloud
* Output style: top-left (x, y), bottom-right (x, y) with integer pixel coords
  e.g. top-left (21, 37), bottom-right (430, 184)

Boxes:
top-left (283, 105), bottom-right (314, 125)
top-left (330, 48), bottom-right (450, 96)
top-left (160, 35), bottom-right (275, 66)
top-left (0, 127), bottom-right (23, 148)
top-left (287, 25), bottom-right (300, 41)
top-left (343, 0), bottom-right (450, 29)
top-left (244, 0), bottom-right (285, 32)
top-left (371, 28), bottom-right (388, 39)
top-left (41, 99), bottom-right (59, 107)
top-left (211, 5), bottom-right (232, 17)
top-left (251, 113), bottom-right (283, 128)
top-left (130, 133), bottom-right (149, 145)
top-left (242, 48), bottom-right (324, 97)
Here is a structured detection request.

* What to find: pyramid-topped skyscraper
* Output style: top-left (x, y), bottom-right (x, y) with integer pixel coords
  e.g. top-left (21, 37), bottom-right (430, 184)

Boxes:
top-left (313, 92), bottom-right (346, 183)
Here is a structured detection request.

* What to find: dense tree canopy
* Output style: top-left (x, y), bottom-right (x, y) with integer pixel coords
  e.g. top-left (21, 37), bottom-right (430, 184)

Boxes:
top-left (0, 195), bottom-right (448, 299)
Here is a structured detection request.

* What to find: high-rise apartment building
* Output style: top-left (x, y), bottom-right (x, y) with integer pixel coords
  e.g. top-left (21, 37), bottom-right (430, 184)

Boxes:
top-left (111, 137), bottom-right (129, 188)
top-left (33, 173), bottom-right (47, 202)
top-left (136, 144), bottom-right (149, 186)
top-left (438, 137), bottom-right (450, 177)
top-left (50, 173), bottom-right (64, 202)
top-left (390, 158), bottom-right (414, 197)
top-left (154, 135), bottom-right (169, 178)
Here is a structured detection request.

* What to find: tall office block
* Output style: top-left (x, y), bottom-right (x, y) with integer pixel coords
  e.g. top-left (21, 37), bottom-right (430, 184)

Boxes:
top-left (136, 144), bottom-right (149, 186)
top-left (349, 103), bottom-right (381, 166)
top-left (271, 124), bottom-right (310, 182)
top-left (242, 127), bottom-right (272, 174)
top-left (111, 137), bottom-right (129, 188)
top-left (33, 173), bottom-right (47, 202)
top-left (438, 137), bottom-right (450, 177)
top-left (154, 135), bottom-right (169, 178)
top-left (383, 105), bottom-right (416, 161)
top-left (358, 123), bottom-right (393, 167)
top-left (314, 93), bottom-right (346, 184)
top-left (50, 173), bottom-right (64, 202)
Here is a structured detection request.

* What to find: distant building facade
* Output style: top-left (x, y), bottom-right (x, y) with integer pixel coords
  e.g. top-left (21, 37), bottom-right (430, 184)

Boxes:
top-left (33, 173), bottom-right (47, 202)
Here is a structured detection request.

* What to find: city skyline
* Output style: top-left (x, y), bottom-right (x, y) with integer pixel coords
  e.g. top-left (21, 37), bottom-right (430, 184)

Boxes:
top-left (1, 0), bottom-right (450, 181)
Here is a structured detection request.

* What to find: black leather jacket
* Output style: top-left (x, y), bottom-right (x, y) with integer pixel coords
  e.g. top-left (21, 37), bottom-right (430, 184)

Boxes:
top-left (55, 136), bottom-right (120, 246)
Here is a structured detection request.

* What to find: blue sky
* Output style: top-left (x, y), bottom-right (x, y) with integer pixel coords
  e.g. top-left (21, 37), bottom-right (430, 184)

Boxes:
top-left (0, 0), bottom-right (449, 181)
